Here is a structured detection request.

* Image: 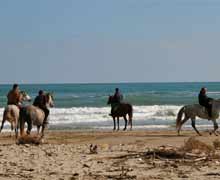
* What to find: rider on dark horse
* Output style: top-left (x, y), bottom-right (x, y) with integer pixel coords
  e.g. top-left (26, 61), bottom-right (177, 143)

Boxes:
top-left (7, 84), bottom-right (21, 108)
top-left (198, 87), bottom-right (213, 119)
top-left (109, 88), bottom-right (123, 116)
top-left (33, 90), bottom-right (49, 125)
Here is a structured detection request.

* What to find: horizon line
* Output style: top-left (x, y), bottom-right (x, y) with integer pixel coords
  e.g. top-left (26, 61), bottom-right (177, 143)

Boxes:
top-left (0, 81), bottom-right (220, 85)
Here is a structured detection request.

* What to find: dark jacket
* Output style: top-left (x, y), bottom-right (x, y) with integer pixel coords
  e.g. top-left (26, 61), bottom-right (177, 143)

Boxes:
top-left (198, 93), bottom-right (213, 106)
top-left (33, 95), bottom-right (47, 109)
top-left (113, 92), bottom-right (123, 104)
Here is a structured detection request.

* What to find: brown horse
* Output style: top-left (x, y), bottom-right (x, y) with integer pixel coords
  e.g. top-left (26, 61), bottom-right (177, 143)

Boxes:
top-left (107, 96), bottom-right (133, 131)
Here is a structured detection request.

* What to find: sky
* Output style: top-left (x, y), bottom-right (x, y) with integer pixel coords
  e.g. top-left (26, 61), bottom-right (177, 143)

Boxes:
top-left (0, 0), bottom-right (220, 84)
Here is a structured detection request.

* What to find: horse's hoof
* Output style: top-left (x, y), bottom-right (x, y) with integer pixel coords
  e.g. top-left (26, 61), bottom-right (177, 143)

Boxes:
top-left (41, 135), bottom-right (44, 139)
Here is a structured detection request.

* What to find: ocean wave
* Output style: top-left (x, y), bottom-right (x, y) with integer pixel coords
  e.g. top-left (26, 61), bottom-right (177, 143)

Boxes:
top-left (0, 105), bottom-right (217, 131)
top-left (0, 105), bottom-right (181, 125)
top-left (208, 91), bottom-right (220, 94)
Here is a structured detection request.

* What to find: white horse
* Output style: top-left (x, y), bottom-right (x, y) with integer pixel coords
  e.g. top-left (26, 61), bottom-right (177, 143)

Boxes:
top-left (0, 91), bottom-right (31, 138)
top-left (176, 99), bottom-right (220, 136)
top-left (19, 93), bottom-right (54, 138)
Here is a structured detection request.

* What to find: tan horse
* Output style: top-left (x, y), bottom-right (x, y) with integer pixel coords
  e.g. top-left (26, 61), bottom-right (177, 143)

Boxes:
top-left (0, 91), bottom-right (31, 138)
top-left (19, 93), bottom-right (54, 137)
top-left (176, 99), bottom-right (220, 136)
top-left (107, 96), bottom-right (133, 131)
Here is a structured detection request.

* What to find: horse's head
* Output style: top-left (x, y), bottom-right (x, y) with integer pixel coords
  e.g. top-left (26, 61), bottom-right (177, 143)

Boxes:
top-left (45, 93), bottom-right (54, 108)
top-left (20, 91), bottom-right (31, 102)
top-left (107, 95), bottom-right (113, 105)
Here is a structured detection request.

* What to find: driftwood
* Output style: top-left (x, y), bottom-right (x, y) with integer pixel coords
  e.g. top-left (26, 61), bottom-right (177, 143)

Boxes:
top-left (108, 138), bottom-right (218, 164)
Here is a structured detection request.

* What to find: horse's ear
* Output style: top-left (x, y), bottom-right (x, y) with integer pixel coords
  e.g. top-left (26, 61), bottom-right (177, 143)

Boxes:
top-left (50, 92), bottom-right (54, 99)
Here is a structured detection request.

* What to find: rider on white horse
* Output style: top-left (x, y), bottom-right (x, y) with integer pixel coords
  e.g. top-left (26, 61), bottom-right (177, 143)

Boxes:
top-left (33, 90), bottom-right (49, 125)
top-left (198, 87), bottom-right (213, 119)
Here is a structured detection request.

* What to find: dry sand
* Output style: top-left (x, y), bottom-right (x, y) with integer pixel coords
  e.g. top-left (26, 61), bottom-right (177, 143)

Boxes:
top-left (0, 130), bottom-right (220, 179)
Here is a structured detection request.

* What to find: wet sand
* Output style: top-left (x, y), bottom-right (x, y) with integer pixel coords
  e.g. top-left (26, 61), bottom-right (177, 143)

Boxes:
top-left (0, 130), bottom-right (220, 179)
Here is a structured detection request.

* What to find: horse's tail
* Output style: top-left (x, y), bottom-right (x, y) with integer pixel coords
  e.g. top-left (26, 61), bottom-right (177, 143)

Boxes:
top-left (128, 104), bottom-right (133, 127)
top-left (176, 106), bottom-right (185, 130)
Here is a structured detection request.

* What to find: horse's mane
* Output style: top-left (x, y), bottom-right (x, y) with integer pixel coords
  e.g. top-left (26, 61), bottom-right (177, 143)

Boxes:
top-left (20, 91), bottom-right (27, 95)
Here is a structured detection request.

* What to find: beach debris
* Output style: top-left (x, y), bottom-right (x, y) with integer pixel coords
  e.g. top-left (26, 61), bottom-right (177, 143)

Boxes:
top-left (182, 137), bottom-right (214, 154)
top-left (83, 164), bottom-right (90, 168)
top-left (213, 139), bottom-right (220, 149)
top-left (16, 135), bottom-right (43, 145)
top-left (89, 144), bottom-right (98, 154)
top-left (178, 174), bottom-right (189, 178)
top-left (205, 172), bottom-right (220, 176)
top-left (107, 137), bottom-right (218, 167)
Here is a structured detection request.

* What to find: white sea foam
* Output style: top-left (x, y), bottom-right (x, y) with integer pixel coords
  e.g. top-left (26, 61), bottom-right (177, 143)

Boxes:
top-left (0, 105), bottom-right (215, 130)
top-left (0, 105), bottom-right (180, 124)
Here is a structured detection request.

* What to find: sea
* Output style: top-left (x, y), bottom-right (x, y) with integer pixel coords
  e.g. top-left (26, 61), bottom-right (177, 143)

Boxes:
top-left (0, 82), bottom-right (220, 131)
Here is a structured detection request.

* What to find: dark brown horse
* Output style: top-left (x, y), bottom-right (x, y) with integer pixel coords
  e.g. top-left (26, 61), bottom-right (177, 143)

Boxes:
top-left (107, 96), bottom-right (133, 131)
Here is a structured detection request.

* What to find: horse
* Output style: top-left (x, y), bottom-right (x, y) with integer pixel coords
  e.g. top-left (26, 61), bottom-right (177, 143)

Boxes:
top-left (107, 96), bottom-right (133, 131)
top-left (0, 91), bottom-right (31, 138)
top-left (176, 99), bottom-right (220, 136)
top-left (19, 93), bottom-right (54, 138)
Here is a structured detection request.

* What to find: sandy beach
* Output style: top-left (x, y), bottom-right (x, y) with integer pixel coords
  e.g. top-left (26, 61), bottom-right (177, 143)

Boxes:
top-left (0, 130), bottom-right (220, 179)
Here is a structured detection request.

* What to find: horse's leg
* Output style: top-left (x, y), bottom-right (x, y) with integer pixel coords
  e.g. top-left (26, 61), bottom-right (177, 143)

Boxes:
top-left (13, 120), bottom-right (18, 139)
top-left (129, 116), bottom-right (132, 131)
top-left (41, 125), bottom-right (45, 138)
top-left (210, 119), bottom-right (218, 136)
top-left (26, 122), bottom-right (32, 135)
top-left (37, 126), bottom-right (41, 135)
top-left (15, 125), bottom-right (18, 139)
top-left (0, 118), bottom-right (6, 133)
top-left (14, 117), bottom-right (19, 139)
top-left (117, 117), bottom-right (120, 131)
top-left (10, 122), bottom-right (14, 137)
top-left (113, 117), bottom-right (116, 131)
top-left (26, 118), bottom-right (32, 135)
top-left (123, 116), bottom-right (127, 131)
top-left (20, 118), bottom-right (25, 136)
top-left (191, 118), bottom-right (201, 136)
top-left (177, 116), bottom-right (189, 135)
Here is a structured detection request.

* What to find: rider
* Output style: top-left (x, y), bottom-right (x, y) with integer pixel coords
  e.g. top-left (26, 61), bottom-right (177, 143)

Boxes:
top-left (198, 87), bottom-right (213, 118)
top-left (33, 90), bottom-right (49, 125)
top-left (7, 84), bottom-right (21, 107)
top-left (110, 88), bottom-right (123, 115)
top-left (113, 88), bottom-right (123, 103)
